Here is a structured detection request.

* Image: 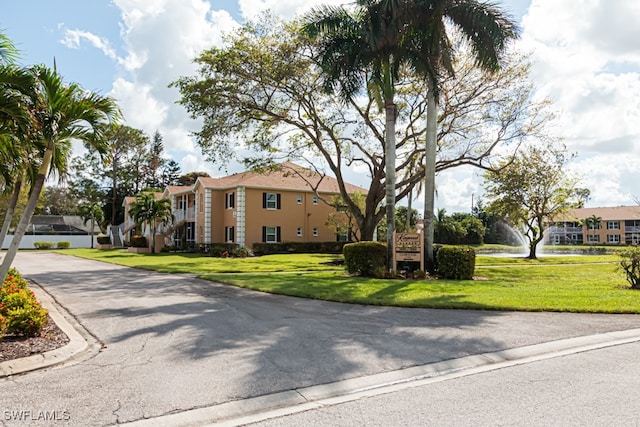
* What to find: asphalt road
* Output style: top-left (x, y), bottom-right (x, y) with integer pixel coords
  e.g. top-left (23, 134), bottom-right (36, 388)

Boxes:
top-left (249, 341), bottom-right (640, 426)
top-left (1, 252), bottom-right (639, 426)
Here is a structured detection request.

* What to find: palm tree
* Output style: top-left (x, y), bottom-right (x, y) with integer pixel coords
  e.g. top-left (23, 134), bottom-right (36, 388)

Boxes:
top-left (128, 192), bottom-right (172, 254)
top-left (405, 0), bottom-right (519, 270)
top-left (584, 214), bottom-right (602, 246)
top-left (78, 202), bottom-right (104, 249)
top-left (302, 0), bottom-right (411, 272)
top-left (0, 65), bottom-right (120, 280)
top-left (0, 31), bottom-right (19, 65)
top-left (0, 50), bottom-right (37, 254)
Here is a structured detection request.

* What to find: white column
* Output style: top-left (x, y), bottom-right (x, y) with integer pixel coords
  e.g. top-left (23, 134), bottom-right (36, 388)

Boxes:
top-left (237, 186), bottom-right (246, 247)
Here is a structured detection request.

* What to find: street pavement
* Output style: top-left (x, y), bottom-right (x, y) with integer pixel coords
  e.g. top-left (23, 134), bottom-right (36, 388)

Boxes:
top-left (1, 252), bottom-right (639, 426)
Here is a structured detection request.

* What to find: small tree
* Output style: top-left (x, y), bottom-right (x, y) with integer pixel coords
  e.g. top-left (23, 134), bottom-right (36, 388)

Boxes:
top-left (128, 193), bottom-right (172, 253)
top-left (78, 202), bottom-right (104, 249)
top-left (620, 247), bottom-right (640, 289)
top-left (584, 215), bottom-right (602, 246)
top-left (483, 142), bottom-right (583, 259)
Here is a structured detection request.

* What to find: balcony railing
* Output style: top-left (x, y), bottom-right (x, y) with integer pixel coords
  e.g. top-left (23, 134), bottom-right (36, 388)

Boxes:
top-left (625, 226), bottom-right (640, 233)
top-left (173, 207), bottom-right (196, 223)
top-left (548, 226), bottom-right (583, 233)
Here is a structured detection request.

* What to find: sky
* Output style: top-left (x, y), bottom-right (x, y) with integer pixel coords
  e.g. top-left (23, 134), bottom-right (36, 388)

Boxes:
top-left (2, 0), bottom-right (639, 214)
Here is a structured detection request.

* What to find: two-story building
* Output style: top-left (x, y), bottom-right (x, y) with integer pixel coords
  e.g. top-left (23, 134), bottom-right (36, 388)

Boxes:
top-left (546, 206), bottom-right (640, 245)
top-left (123, 162), bottom-right (365, 250)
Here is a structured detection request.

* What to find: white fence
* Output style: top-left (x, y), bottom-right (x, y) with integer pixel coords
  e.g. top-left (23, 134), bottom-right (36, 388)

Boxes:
top-left (2, 234), bottom-right (97, 249)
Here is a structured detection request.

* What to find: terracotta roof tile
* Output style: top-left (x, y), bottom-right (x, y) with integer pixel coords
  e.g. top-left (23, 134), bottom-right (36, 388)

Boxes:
top-left (194, 162), bottom-right (365, 194)
top-left (560, 206), bottom-right (640, 221)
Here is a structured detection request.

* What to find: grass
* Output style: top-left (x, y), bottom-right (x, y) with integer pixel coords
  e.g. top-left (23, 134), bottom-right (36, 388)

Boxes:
top-left (56, 248), bottom-right (640, 313)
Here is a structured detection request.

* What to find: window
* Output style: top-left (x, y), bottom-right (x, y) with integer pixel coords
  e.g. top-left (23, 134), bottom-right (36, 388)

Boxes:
top-left (225, 226), bottom-right (235, 243)
top-left (199, 194), bottom-right (203, 213)
top-left (607, 221), bottom-right (620, 230)
top-left (263, 192), bottom-right (281, 210)
top-left (588, 234), bottom-right (600, 243)
top-left (313, 227), bottom-right (319, 237)
top-left (337, 230), bottom-right (349, 242)
top-left (313, 195), bottom-right (318, 205)
top-left (296, 195), bottom-right (302, 204)
top-left (296, 227), bottom-right (303, 237)
top-left (262, 226), bottom-right (281, 243)
top-left (607, 234), bottom-right (620, 243)
top-left (225, 192), bottom-right (235, 209)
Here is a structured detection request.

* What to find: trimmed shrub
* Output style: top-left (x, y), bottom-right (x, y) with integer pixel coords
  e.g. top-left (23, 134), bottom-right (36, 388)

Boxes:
top-left (97, 235), bottom-right (111, 245)
top-left (56, 241), bottom-right (71, 249)
top-left (1, 269), bottom-right (48, 337)
top-left (620, 247), bottom-right (640, 289)
top-left (33, 241), bottom-right (53, 250)
top-left (436, 245), bottom-right (476, 280)
top-left (252, 241), bottom-right (347, 255)
top-left (131, 235), bottom-right (147, 248)
top-left (343, 241), bottom-right (386, 277)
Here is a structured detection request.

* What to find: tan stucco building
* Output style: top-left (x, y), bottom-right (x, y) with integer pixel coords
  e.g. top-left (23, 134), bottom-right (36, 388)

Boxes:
top-left (546, 206), bottom-right (640, 245)
top-left (123, 162), bottom-right (365, 250)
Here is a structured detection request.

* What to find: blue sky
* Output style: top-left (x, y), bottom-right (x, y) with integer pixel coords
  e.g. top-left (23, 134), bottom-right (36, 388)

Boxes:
top-left (3, 0), bottom-right (639, 213)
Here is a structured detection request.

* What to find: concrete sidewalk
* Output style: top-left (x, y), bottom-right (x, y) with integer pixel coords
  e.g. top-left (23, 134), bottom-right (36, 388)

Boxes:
top-left (2, 252), bottom-right (639, 426)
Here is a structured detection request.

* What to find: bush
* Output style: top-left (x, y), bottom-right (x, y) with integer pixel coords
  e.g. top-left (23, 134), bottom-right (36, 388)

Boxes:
top-left (0, 314), bottom-right (6, 339)
top-left (343, 241), bottom-right (386, 277)
top-left (436, 245), bottom-right (476, 280)
top-left (620, 247), bottom-right (640, 289)
top-left (33, 241), bottom-right (53, 250)
top-left (96, 235), bottom-right (111, 245)
top-left (1, 269), bottom-right (48, 337)
top-left (252, 241), bottom-right (347, 255)
top-left (56, 241), bottom-right (71, 249)
top-left (131, 235), bottom-right (147, 248)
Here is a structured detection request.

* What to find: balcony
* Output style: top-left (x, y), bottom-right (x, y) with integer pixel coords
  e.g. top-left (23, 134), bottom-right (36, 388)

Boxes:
top-left (548, 226), bottom-right (583, 234)
top-left (174, 207), bottom-right (196, 223)
top-left (625, 226), bottom-right (640, 233)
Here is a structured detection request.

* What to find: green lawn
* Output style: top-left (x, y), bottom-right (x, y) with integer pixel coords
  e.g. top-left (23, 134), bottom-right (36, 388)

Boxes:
top-left (56, 248), bottom-right (639, 313)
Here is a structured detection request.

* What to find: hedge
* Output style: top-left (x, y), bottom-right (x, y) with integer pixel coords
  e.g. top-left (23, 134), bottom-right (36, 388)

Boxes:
top-left (252, 241), bottom-right (348, 255)
top-left (436, 245), bottom-right (476, 280)
top-left (343, 241), bottom-right (386, 277)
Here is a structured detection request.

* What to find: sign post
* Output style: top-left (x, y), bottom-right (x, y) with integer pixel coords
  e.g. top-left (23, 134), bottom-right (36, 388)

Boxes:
top-left (393, 232), bottom-right (424, 273)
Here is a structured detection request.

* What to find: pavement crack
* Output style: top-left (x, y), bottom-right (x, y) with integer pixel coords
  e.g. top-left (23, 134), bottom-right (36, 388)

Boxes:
top-left (112, 399), bottom-right (122, 424)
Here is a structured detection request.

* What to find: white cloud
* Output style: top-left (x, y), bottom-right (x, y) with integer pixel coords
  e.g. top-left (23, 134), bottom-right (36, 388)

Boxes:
top-left (238, 0), bottom-right (348, 20)
top-left (516, 0), bottom-right (640, 207)
top-left (60, 28), bottom-right (118, 60)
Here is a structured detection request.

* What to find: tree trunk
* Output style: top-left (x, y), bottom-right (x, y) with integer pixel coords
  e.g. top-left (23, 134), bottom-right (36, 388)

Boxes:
top-left (0, 149), bottom-right (52, 280)
top-left (0, 180), bottom-right (22, 251)
top-left (90, 217), bottom-right (95, 249)
top-left (385, 99), bottom-right (396, 273)
top-left (423, 88), bottom-right (437, 273)
top-left (406, 189), bottom-right (412, 231)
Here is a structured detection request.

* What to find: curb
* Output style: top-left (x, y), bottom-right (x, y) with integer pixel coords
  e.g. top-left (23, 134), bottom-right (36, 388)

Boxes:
top-left (0, 282), bottom-right (102, 378)
top-left (121, 328), bottom-right (640, 427)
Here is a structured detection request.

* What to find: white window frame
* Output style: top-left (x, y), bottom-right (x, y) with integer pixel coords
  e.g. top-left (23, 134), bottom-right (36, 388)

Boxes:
top-left (265, 193), bottom-right (277, 210)
top-left (296, 195), bottom-right (302, 204)
top-left (225, 192), bottom-right (235, 209)
top-left (225, 226), bottom-right (235, 243)
top-left (607, 234), bottom-right (620, 243)
top-left (265, 226), bottom-right (278, 243)
top-left (296, 227), bottom-right (303, 237)
top-left (312, 195), bottom-right (318, 205)
top-left (607, 221), bottom-right (620, 230)
top-left (588, 234), bottom-right (600, 243)
top-left (313, 227), bottom-right (319, 237)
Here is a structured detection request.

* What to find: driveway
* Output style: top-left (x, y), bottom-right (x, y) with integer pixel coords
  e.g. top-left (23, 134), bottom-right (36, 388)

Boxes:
top-left (2, 252), bottom-right (639, 426)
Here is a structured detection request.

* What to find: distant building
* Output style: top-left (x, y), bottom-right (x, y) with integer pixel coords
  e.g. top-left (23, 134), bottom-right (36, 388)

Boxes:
top-left (546, 206), bottom-right (640, 245)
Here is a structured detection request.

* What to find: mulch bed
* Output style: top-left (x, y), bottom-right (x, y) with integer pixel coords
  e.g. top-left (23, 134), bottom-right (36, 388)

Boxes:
top-left (0, 315), bottom-right (70, 363)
